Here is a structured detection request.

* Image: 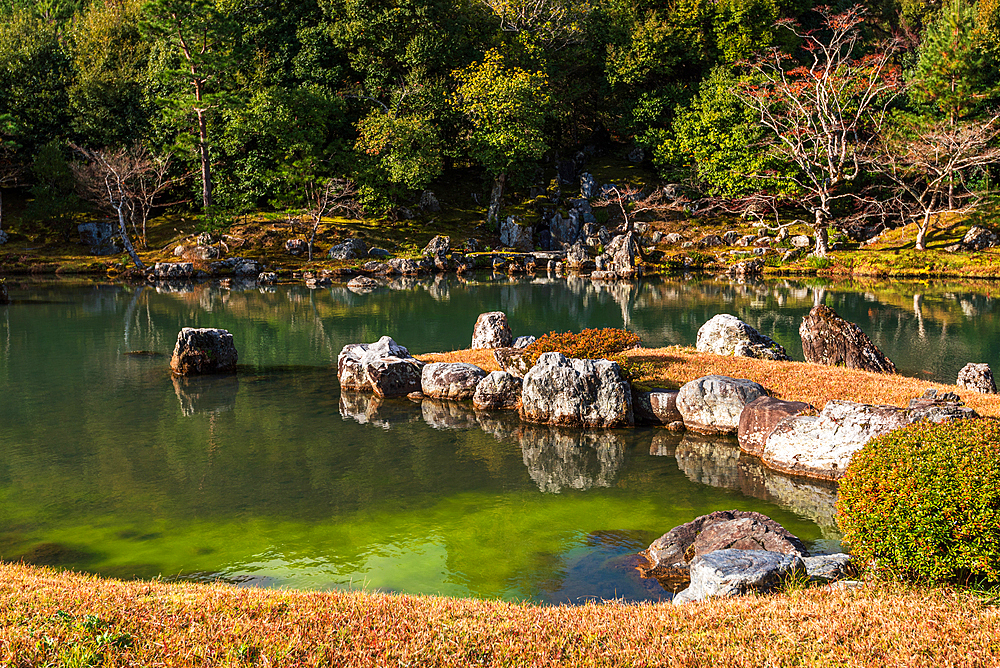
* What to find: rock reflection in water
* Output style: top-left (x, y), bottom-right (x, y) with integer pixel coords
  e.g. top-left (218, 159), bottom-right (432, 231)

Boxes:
top-left (519, 425), bottom-right (626, 493)
top-left (172, 374), bottom-right (239, 417)
top-left (474, 410), bottom-right (522, 441)
top-left (667, 431), bottom-right (840, 538)
top-left (338, 391), bottom-right (423, 429)
top-left (421, 399), bottom-right (479, 430)
top-left (648, 431), bottom-right (684, 457)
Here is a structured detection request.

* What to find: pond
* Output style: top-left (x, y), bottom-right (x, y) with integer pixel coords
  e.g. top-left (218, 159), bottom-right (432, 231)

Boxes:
top-left (1, 273), bottom-right (997, 603)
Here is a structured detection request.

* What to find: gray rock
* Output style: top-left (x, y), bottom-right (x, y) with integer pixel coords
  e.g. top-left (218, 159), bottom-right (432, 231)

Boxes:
top-left (472, 370), bottom-right (523, 410)
top-left (327, 238), bottom-right (369, 260)
top-left (566, 241), bottom-right (589, 267)
top-left (387, 257), bottom-right (420, 275)
top-left (338, 343), bottom-right (374, 390)
top-left (800, 305), bottom-right (896, 374)
top-left (500, 216), bottom-right (533, 251)
top-left (761, 398), bottom-right (978, 480)
top-left (722, 231), bottom-right (740, 245)
top-left (347, 276), bottom-right (380, 293)
top-left (152, 262), bottom-right (194, 280)
top-left (735, 234), bottom-right (756, 247)
top-left (580, 172), bottom-right (597, 199)
top-left (471, 311), bottom-right (513, 349)
top-left (549, 212), bottom-right (581, 246)
top-left (419, 190), bottom-right (441, 213)
top-left (285, 238), bottom-right (308, 256)
top-left (369, 247), bottom-right (391, 258)
top-left (639, 510), bottom-right (808, 593)
top-left (422, 235), bottom-right (450, 257)
top-left (0, 229), bottom-right (7, 245)
top-left (420, 362), bottom-right (488, 400)
top-left (513, 335), bottom-right (536, 349)
top-left (699, 234), bottom-right (724, 248)
top-left (803, 553), bottom-right (852, 582)
top-left (728, 258), bottom-right (764, 279)
top-left (78, 221), bottom-right (120, 255)
top-left (232, 258), bottom-right (262, 277)
top-left (365, 355), bottom-right (424, 398)
top-left (676, 375), bottom-right (768, 434)
top-left (520, 352), bottom-right (633, 428)
top-left (187, 245), bottom-right (219, 260)
top-left (257, 272), bottom-right (277, 285)
top-left (696, 314), bottom-right (790, 361)
top-left (738, 396), bottom-right (814, 457)
top-left (598, 231), bottom-right (640, 277)
top-left (963, 225), bottom-right (999, 251)
top-left (664, 233), bottom-right (683, 245)
top-left (672, 550), bottom-right (807, 604)
top-left (170, 328), bottom-right (238, 376)
top-left (790, 235), bottom-right (812, 249)
top-left (957, 362), bottom-right (996, 394)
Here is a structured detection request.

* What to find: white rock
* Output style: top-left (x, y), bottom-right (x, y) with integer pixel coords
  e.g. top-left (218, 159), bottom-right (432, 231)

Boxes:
top-left (520, 352), bottom-right (633, 428)
top-left (676, 375), bottom-right (768, 434)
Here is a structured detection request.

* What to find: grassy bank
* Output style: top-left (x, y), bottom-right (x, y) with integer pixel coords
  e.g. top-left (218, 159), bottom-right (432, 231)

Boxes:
top-left (1, 562), bottom-right (998, 667)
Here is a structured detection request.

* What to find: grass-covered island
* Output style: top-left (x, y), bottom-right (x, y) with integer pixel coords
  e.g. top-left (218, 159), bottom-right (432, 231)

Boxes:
top-left (5, 343), bottom-right (1000, 666)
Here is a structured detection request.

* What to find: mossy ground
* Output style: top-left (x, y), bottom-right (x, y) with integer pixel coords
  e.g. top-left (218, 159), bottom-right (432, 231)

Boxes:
top-left (1, 157), bottom-right (999, 278)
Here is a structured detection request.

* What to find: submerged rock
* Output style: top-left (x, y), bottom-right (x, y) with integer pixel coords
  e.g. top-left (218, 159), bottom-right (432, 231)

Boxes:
top-left (170, 328), bottom-right (238, 376)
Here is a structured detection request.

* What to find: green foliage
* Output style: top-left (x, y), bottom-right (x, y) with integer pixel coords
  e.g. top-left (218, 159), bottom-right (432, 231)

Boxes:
top-left (912, 0), bottom-right (998, 122)
top-left (658, 66), bottom-right (797, 198)
top-left (27, 141), bottom-right (77, 224)
top-left (522, 327), bottom-right (647, 378)
top-left (452, 48), bottom-right (550, 179)
top-left (837, 419), bottom-right (1000, 584)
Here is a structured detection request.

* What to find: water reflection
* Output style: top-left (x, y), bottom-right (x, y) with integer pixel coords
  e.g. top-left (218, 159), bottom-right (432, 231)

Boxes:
top-left (173, 374), bottom-right (240, 416)
top-left (518, 425), bottom-right (627, 494)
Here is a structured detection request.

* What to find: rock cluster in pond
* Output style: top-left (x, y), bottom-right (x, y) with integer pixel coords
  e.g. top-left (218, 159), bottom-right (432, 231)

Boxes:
top-left (957, 362), bottom-right (996, 394)
top-left (520, 352), bottom-right (633, 428)
top-left (800, 305), bottom-right (896, 374)
top-left (696, 314), bottom-right (790, 361)
top-left (338, 336), bottom-right (426, 398)
top-left (170, 328), bottom-right (238, 376)
top-left (473, 371), bottom-right (523, 410)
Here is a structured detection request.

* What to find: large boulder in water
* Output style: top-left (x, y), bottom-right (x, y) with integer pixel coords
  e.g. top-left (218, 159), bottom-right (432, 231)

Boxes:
top-left (638, 510), bottom-right (808, 592)
top-left (420, 362), bottom-right (488, 400)
top-left (170, 328), bottom-right (238, 376)
top-left (799, 305), bottom-right (896, 374)
top-left (676, 375), bottom-right (768, 435)
top-left (761, 397), bottom-right (977, 480)
top-left (697, 314), bottom-right (790, 361)
top-left (471, 311), bottom-right (513, 349)
top-left (520, 352), bottom-right (633, 428)
top-left (338, 336), bottom-right (423, 396)
top-left (737, 396), bottom-right (814, 457)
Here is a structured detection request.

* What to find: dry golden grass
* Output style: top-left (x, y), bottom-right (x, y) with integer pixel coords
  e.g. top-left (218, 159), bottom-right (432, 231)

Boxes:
top-left (1, 562), bottom-right (998, 667)
top-left (421, 346), bottom-right (1000, 417)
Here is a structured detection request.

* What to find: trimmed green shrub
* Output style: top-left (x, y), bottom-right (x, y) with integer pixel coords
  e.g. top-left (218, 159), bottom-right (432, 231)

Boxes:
top-left (837, 418), bottom-right (1000, 584)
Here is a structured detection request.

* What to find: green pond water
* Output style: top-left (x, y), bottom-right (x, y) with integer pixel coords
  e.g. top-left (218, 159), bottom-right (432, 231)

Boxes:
top-left (1, 274), bottom-right (997, 603)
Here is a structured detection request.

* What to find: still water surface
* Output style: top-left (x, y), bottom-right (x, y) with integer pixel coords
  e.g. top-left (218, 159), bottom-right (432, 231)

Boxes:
top-left (1, 274), bottom-right (998, 603)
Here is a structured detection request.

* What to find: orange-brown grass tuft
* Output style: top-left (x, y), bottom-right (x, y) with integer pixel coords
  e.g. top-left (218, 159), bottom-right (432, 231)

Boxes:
top-left (421, 346), bottom-right (1000, 416)
top-left (1, 562), bottom-right (999, 667)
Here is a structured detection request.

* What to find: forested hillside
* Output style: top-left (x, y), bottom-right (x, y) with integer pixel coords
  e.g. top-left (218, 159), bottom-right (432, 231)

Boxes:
top-left (0, 0), bottom-right (998, 255)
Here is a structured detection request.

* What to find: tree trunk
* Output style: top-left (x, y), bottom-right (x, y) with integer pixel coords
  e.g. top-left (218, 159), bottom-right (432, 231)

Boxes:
top-left (812, 209), bottom-right (829, 257)
top-left (197, 109), bottom-right (212, 209)
top-left (115, 205), bottom-right (145, 270)
top-left (487, 173), bottom-right (505, 228)
top-left (916, 210), bottom-right (931, 251)
top-left (308, 219), bottom-right (318, 262)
